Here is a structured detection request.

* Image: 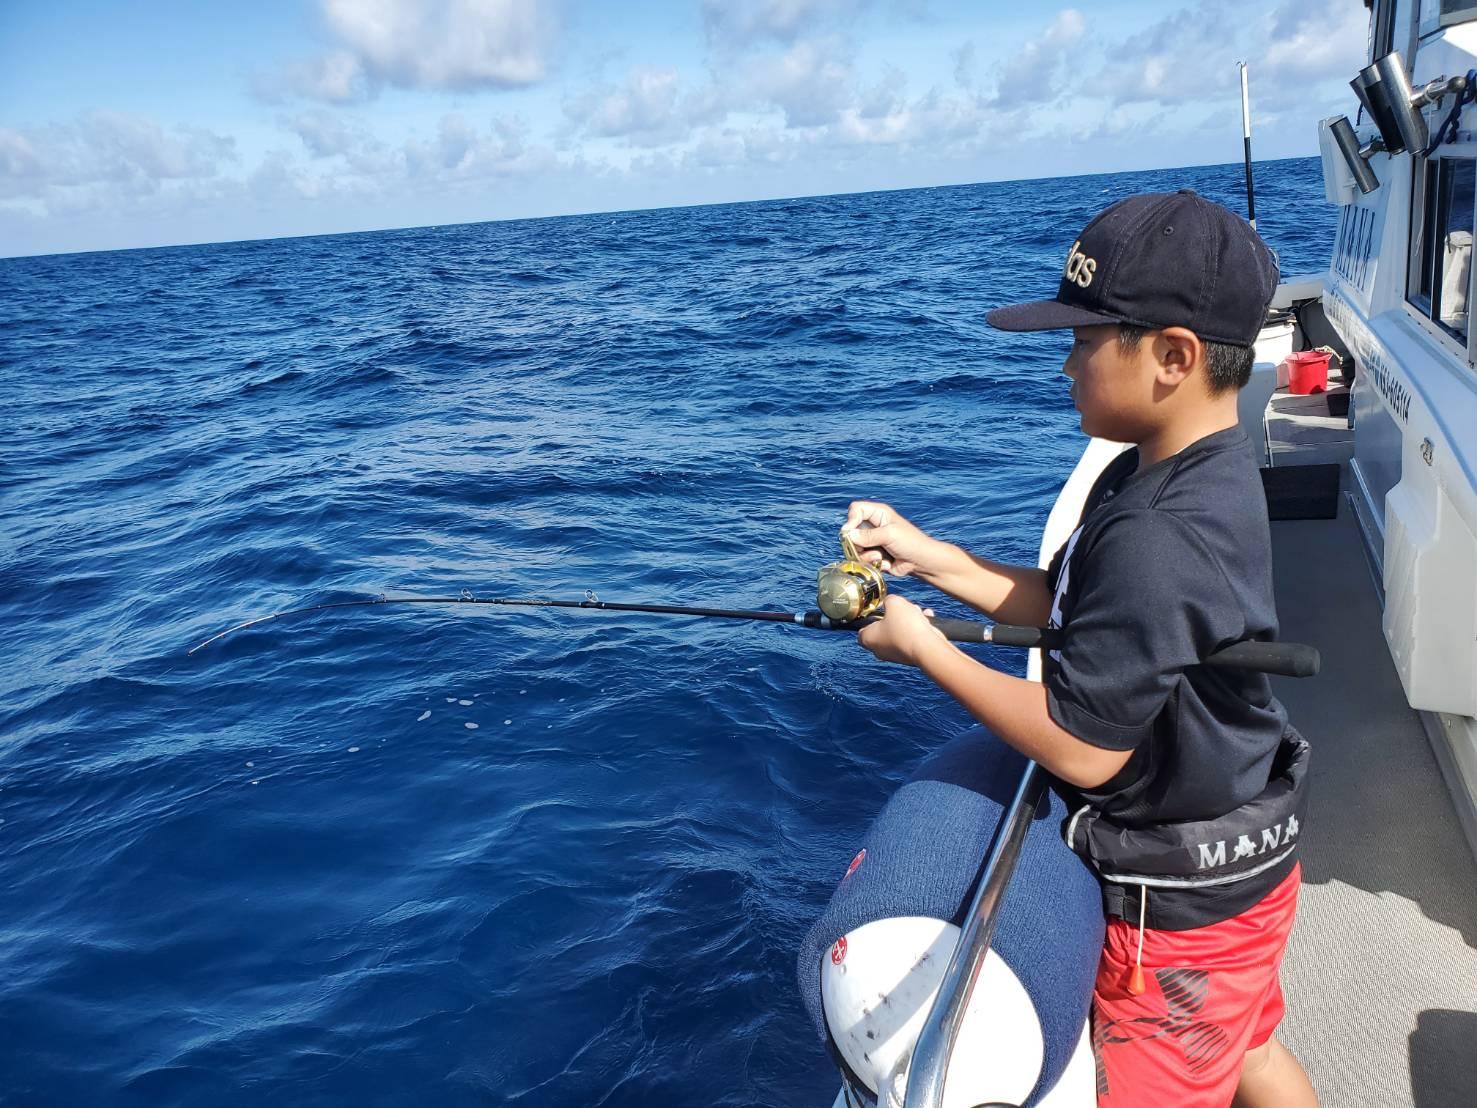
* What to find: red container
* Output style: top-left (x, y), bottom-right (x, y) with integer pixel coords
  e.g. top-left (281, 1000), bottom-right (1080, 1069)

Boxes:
top-left (1285, 351), bottom-right (1331, 394)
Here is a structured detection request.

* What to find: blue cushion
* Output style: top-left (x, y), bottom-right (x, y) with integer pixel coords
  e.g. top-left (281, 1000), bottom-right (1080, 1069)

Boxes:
top-left (798, 728), bottom-right (1104, 1105)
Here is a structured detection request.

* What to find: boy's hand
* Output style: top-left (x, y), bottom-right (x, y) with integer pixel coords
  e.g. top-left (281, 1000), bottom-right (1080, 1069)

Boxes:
top-left (857, 594), bottom-right (949, 667)
top-left (841, 501), bottom-right (943, 578)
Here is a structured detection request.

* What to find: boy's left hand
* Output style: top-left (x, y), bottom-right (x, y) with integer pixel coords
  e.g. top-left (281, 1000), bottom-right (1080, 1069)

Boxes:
top-left (856, 594), bottom-right (950, 667)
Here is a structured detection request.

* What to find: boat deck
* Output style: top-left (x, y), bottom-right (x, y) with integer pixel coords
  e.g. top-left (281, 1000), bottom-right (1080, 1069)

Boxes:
top-left (1271, 508), bottom-right (1477, 1106)
top-left (1264, 381), bottom-right (1477, 1105)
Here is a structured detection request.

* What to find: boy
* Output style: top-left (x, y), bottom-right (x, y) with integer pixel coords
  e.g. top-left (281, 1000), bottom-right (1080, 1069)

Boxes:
top-left (842, 191), bottom-right (1317, 1107)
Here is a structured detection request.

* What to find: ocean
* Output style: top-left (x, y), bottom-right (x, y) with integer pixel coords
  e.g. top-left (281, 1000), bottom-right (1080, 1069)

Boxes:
top-left (0, 157), bottom-right (1335, 1107)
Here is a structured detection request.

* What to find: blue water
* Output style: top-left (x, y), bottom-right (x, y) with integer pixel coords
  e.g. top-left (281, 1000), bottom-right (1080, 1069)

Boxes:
top-left (1, 158), bottom-right (1334, 1107)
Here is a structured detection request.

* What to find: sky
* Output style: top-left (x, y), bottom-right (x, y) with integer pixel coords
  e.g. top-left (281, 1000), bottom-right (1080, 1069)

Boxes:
top-left (0, 0), bottom-right (1371, 257)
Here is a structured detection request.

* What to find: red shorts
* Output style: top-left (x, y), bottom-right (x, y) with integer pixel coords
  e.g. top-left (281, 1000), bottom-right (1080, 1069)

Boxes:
top-left (1092, 863), bottom-right (1301, 1108)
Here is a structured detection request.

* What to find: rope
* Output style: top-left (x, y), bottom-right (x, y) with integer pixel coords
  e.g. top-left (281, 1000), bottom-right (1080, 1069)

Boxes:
top-left (1424, 70), bottom-right (1477, 156)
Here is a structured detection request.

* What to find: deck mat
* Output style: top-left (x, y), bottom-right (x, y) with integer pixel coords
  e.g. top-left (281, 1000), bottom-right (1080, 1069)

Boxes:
top-left (1261, 463), bottom-right (1341, 521)
top-left (1270, 512), bottom-right (1477, 1107)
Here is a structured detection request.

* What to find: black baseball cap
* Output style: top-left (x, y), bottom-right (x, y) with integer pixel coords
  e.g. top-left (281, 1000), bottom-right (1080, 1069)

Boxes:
top-left (986, 190), bottom-right (1278, 348)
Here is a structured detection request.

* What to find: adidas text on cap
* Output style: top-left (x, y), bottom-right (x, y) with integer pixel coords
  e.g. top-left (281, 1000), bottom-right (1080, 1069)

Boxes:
top-left (986, 190), bottom-right (1279, 348)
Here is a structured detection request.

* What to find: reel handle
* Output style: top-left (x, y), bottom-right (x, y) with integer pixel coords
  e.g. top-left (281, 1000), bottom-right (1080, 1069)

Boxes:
top-left (925, 619), bottom-right (1320, 678)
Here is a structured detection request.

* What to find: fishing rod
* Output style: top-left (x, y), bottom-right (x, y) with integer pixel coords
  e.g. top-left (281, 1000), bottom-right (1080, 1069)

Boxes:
top-left (185, 589), bottom-right (1067, 655)
top-left (188, 531), bottom-right (1320, 678)
top-left (1239, 61), bottom-right (1257, 230)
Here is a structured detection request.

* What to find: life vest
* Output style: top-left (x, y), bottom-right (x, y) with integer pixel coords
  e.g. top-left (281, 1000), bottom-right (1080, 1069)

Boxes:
top-left (1063, 730), bottom-right (1310, 890)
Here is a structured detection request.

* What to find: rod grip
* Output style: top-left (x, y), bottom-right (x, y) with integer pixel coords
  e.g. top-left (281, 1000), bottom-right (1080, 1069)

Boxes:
top-left (848, 616), bottom-right (1319, 678)
top-left (986, 623), bottom-right (1053, 649)
top-left (1200, 640), bottom-right (1321, 678)
top-left (925, 616), bottom-right (994, 643)
top-left (985, 623), bottom-right (1320, 677)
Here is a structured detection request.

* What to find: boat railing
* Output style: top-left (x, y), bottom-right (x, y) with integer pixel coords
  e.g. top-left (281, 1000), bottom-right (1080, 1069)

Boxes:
top-left (895, 760), bottom-right (1048, 1108)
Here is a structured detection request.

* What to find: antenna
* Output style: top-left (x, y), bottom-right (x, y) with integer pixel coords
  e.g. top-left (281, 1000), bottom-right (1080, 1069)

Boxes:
top-left (1239, 61), bottom-right (1256, 229)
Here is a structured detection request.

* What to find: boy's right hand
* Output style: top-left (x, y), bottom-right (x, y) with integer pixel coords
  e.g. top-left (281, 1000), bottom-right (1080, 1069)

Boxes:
top-left (841, 501), bottom-right (944, 579)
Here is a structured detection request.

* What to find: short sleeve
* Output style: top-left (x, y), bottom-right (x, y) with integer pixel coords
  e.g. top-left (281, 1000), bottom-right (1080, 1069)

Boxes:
top-left (1048, 449), bottom-right (1136, 593)
top-left (1045, 540), bottom-right (1068, 593)
top-left (1045, 511), bottom-right (1242, 751)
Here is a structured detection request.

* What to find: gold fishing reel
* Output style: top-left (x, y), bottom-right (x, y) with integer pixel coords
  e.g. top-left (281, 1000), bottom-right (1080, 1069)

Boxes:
top-left (816, 530), bottom-right (887, 621)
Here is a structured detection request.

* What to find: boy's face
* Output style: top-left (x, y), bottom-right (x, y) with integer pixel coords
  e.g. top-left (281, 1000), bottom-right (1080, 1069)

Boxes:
top-left (1063, 324), bottom-right (1159, 441)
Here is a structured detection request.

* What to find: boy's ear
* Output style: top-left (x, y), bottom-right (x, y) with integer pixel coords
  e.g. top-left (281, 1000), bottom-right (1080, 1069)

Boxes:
top-left (1153, 327), bottom-right (1203, 387)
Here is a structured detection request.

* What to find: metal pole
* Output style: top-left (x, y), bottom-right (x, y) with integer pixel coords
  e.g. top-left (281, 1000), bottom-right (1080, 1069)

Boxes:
top-left (901, 763), bottom-right (1047, 1108)
top-left (1239, 61), bottom-right (1257, 229)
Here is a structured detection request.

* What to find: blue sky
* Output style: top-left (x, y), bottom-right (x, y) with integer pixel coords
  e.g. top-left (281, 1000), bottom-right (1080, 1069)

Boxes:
top-left (0, 0), bottom-right (1368, 257)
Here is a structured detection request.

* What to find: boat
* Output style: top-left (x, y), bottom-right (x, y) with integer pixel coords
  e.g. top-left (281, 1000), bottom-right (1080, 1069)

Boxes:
top-left (806, 2), bottom-right (1477, 1104)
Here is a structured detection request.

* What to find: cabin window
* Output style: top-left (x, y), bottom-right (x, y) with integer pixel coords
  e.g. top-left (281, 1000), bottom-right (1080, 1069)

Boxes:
top-left (1439, 0), bottom-right (1477, 26)
top-left (1408, 156), bottom-right (1475, 342)
top-left (1373, 0), bottom-right (1397, 56)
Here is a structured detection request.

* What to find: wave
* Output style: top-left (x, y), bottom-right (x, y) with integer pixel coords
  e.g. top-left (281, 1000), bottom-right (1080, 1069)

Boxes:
top-left (0, 155), bottom-right (1336, 1108)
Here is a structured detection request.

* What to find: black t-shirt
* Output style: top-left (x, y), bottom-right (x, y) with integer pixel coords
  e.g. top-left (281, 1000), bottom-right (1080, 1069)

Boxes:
top-left (1044, 426), bottom-right (1297, 929)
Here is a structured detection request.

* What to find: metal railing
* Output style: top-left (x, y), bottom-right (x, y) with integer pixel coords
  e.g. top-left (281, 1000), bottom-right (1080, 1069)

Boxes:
top-left (896, 761), bottom-right (1048, 1108)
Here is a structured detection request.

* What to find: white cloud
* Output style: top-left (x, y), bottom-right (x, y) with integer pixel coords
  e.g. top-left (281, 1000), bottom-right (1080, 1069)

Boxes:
top-left (287, 110), bottom-right (366, 157)
top-left (283, 52), bottom-right (370, 105)
top-left (586, 68), bottom-right (681, 136)
top-left (560, 14), bottom-right (1083, 159)
top-left (563, 67), bottom-right (727, 145)
top-left (952, 40), bottom-right (976, 90)
top-left (4, 0), bottom-right (1355, 257)
top-left (82, 113), bottom-right (236, 183)
top-left (322, 0), bottom-right (551, 90)
top-left (1090, 1), bottom-right (1240, 105)
top-left (991, 9), bottom-right (1087, 107)
top-left (1261, 0), bottom-right (1368, 86)
top-left (699, 0), bottom-right (932, 50)
top-left (0, 113), bottom-right (236, 200)
top-left (0, 129), bottom-right (46, 181)
top-left (403, 113), bottom-right (553, 178)
top-left (247, 149), bottom-right (326, 203)
top-left (701, 0), bottom-right (855, 48)
top-left (742, 38), bottom-right (857, 127)
top-left (1089, 0), bottom-right (1363, 110)
top-left (688, 130), bottom-right (750, 168)
top-left (262, 0), bottom-right (555, 104)
top-left (263, 4), bottom-right (1254, 205)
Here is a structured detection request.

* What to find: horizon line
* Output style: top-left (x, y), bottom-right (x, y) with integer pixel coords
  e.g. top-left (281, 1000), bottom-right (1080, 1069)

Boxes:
top-left (1, 151), bottom-right (1320, 263)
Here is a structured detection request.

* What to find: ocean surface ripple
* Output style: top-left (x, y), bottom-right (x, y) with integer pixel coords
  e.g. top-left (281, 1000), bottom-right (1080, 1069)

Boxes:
top-left (0, 159), bottom-right (1334, 1107)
